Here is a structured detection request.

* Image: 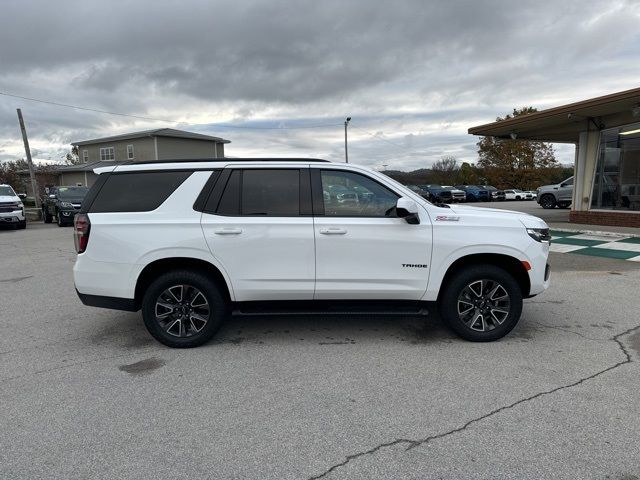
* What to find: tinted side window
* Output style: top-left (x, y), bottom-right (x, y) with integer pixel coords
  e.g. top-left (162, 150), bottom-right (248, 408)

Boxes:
top-left (216, 170), bottom-right (241, 215)
top-left (89, 171), bottom-right (192, 213)
top-left (320, 170), bottom-right (399, 217)
top-left (241, 169), bottom-right (300, 216)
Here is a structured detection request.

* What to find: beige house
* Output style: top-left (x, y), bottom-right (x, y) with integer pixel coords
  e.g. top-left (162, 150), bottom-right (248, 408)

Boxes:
top-left (469, 87), bottom-right (640, 228)
top-left (56, 128), bottom-right (230, 187)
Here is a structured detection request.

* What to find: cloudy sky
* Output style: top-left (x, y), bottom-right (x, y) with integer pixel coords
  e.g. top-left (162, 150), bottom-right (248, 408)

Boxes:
top-left (1, 0), bottom-right (639, 170)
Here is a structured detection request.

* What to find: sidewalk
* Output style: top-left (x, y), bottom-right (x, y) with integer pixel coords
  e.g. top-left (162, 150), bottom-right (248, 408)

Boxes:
top-left (550, 229), bottom-right (640, 261)
top-left (548, 222), bottom-right (640, 238)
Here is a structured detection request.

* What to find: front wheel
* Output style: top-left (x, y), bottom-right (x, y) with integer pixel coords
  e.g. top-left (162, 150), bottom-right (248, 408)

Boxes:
top-left (438, 265), bottom-right (523, 341)
top-left (539, 194), bottom-right (556, 209)
top-left (142, 270), bottom-right (227, 348)
top-left (43, 207), bottom-right (52, 223)
top-left (56, 211), bottom-right (65, 227)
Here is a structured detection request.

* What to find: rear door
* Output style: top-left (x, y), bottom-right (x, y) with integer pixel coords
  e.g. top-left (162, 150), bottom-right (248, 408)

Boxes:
top-left (200, 167), bottom-right (315, 301)
top-left (311, 167), bottom-right (432, 300)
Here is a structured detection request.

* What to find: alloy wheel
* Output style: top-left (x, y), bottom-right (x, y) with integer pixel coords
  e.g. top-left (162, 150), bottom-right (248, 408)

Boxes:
top-left (457, 279), bottom-right (511, 332)
top-left (154, 284), bottom-right (210, 338)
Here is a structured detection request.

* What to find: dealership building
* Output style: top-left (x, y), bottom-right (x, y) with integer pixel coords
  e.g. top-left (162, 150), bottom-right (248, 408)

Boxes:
top-left (469, 87), bottom-right (640, 228)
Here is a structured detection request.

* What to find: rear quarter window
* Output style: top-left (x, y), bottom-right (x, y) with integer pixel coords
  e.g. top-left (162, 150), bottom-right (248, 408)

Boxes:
top-left (88, 171), bottom-right (192, 213)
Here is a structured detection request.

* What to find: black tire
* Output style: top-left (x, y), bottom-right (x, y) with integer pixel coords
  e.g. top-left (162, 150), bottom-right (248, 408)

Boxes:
top-left (539, 194), bottom-right (556, 209)
top-left (43, 207), bottom-right (52, 223)
top-left (515, 196), bottom-right (521, 201)
top-left (557, 203), bottom-right (570, 209)
top-left (56, 211), bottom-right (65, 227)
top-left (142, 270), bottom-right (227, 348)
top-left (467, 194), bottom-right (476, 202)
top-left (438, 264), bottom-right (523, 342)
top-left (17, 220), bottom-right (26, 230)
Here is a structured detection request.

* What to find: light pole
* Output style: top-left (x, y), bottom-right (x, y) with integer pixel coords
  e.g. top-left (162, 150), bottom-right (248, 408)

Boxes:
top-left (344, 116), bottom-right (351, 163)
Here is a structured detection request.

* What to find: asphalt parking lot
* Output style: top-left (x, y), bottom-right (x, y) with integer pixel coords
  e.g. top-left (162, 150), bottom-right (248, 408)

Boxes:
top-left (469, 199), bottom-right (570, 224)
top-left (2, 223), bottom-right (640, 479)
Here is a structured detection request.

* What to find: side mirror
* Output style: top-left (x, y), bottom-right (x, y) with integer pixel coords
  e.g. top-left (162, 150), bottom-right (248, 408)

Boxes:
top-left (18, 193), bottom-right (26, 199)
top-left (396, 197), bottom-right (420, 224)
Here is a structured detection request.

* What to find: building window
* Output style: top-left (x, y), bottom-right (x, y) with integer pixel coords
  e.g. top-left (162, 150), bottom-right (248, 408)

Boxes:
top-left (100, 147), bottom-right (115, 161)
top-left (591, 123), bottom-right (640, 211)
top-left (82, 150), bottom-right (88, 163)
top-left (127, 144), bottom-right (134, 160)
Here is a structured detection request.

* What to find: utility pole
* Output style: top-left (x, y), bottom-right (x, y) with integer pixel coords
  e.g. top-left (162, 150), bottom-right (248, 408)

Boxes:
top-left (344, 116), bottom-right (351, 163)
top-left (16, 108), bottom-right (40, 208)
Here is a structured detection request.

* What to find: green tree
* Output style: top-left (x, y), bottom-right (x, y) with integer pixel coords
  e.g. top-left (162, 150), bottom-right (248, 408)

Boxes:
top-left (457, 162), bottom-right (481, 185)
top-left (477, 107), bottom-right (560, 190)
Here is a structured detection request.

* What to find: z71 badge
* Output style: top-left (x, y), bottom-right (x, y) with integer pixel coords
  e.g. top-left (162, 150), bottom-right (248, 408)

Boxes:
top-left (435, 215), bottom-right (460, 221)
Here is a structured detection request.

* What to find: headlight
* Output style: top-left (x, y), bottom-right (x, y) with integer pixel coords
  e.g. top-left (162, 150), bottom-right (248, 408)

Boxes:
top-left (60, 202), bottom-right (74, 208)
top-left (527, 228), bottom-right (551, 242)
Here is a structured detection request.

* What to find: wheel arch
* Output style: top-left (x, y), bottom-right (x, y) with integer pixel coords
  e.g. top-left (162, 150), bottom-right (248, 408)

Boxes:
top-left (134, 257), bottom-right (233, 310)
top-left (437, 253), bottom-right (531, 301)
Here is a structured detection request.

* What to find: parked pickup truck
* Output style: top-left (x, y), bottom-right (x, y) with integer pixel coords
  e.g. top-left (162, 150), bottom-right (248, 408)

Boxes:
top-left (42, 186), bottom-right (89, 226)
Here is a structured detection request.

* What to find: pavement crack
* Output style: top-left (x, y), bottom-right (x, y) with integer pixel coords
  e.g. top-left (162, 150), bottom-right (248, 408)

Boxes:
top-left (529, 320), bottom-right (602, 341)
top-left (308, 324), bottom-right (640, 480)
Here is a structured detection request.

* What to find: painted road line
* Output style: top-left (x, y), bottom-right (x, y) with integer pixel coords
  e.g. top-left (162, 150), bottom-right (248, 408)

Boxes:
top-left (570, 233), bottom-right (630, 242)
top-left (596, 242), bottom-right (640, 253)
top-left (551, 237), bottom-right (607, 247)
top-left (549, 243), bottom-right (587, 253)
top-left (572, 247), bottom-right (640, 260)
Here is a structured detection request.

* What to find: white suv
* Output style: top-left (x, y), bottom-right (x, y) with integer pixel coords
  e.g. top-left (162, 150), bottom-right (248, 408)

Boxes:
top-left (73, 159), bottom-right (551, 347)
top-left (0, 184), bottom-right (26, 229)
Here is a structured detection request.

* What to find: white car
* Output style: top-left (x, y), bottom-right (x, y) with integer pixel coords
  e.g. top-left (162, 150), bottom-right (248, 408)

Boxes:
top-left (0, 184), bottom-right (26, 229)
top-left (523, 191), bottom-right (536, 200)
top-left (504, 189), bottom-right (527, 201)
top-left (73, 159), bottom-right (551, 347)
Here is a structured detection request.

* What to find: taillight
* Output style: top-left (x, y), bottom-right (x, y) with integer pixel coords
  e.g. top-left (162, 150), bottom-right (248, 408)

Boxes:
top-left (74, 213), bottom-right (91, 253)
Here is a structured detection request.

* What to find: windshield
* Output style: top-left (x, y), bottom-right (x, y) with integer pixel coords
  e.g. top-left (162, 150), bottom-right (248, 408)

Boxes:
top-left (0, 185), bottom-right (16, 196)
top-left (57, 186), bottom-right (89, 201)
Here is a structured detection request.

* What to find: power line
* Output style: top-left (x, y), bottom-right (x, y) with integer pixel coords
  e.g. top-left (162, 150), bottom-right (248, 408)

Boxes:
top-left (0, 91), bottom-right (342, 130)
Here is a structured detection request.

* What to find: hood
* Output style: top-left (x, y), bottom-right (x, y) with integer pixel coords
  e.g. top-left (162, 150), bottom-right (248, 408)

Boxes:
top-left (0, 195), bottom-right (20, 203)
top-left (447, 204), bottom-right (548, 229)
top-left (537, 183), bottom-right (557, 191)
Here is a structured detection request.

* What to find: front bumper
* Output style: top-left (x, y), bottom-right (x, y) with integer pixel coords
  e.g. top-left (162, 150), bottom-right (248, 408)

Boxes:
top-left (0, 209), bottom-right (25, 223)
top-left (59, 209), bottom-right (80, 222)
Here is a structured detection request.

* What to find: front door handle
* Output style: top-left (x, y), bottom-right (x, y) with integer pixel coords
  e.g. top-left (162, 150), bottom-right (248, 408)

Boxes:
top-left (319, 227), bottom-right (347, 235)
top-left (214, 228), bottom-right (243, 235)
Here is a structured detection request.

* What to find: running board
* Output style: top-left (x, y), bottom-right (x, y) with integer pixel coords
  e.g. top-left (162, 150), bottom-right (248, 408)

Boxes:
top-left (231, 300), bottom-right (432, 317)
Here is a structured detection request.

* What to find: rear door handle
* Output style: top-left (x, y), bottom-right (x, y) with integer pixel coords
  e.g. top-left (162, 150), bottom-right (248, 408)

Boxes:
top-left (214, 228), bottom-right (243, 235)
top-left (319, 227), bottom-right (347, 235)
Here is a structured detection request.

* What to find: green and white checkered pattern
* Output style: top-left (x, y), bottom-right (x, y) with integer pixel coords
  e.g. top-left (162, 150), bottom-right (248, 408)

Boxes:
top-left (550, 230), bottom-right (640, 261)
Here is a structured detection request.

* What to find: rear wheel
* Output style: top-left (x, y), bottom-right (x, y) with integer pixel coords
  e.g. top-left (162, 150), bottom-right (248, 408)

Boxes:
top-left (438, 265), bottom-right (523, 341)
top-left (539, 194), bottom-right (556, 209)
top-left (142, 270), bottom-right (227, 348)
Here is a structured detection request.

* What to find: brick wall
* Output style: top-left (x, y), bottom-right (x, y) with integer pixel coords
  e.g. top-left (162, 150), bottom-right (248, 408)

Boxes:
top-left (570, 210), bottom-right (640, 228)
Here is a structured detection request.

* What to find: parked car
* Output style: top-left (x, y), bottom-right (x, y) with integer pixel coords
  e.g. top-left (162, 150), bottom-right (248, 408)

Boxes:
top-left (455, 185), bottom-right (490, 202)
top-left (42, 186), bottom-right (89, 226)
top-left (536, 176), bottom-right (573, 209)
top-left (406, 185), bottom-right (432, 201)
top-left (504, 189), bottom-right (527, 201)
top-left (482, 185), bottom-right (506, 202)
top-left (0, 184), bottom-right (26, 229)
top-left (418, 185), bottom-right (454, 204)
top-left (523, 191), bottom-right (535, 200)
top-left (73, 158), bottom-right (551, 348)
top-left (441, 186), bottom-right (466, 203)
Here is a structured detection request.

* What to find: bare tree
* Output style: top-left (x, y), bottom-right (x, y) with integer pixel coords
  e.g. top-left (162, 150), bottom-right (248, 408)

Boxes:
top-left (431, 156), bottom-right (459, 184)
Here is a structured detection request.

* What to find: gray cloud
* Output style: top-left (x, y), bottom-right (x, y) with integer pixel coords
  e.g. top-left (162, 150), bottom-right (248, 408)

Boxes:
top-left (1, 0), bottom-right (639, 167)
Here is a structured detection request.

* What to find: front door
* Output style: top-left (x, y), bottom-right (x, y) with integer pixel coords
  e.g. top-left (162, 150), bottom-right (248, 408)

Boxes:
top-left (201, 167), bottom-right (315, 301)
top-left (312, 168), bottom-right (432, 300)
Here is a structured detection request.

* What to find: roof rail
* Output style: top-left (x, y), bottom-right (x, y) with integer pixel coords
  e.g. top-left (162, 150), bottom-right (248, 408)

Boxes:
top-left (127, 157), bottom-right (330, 165)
